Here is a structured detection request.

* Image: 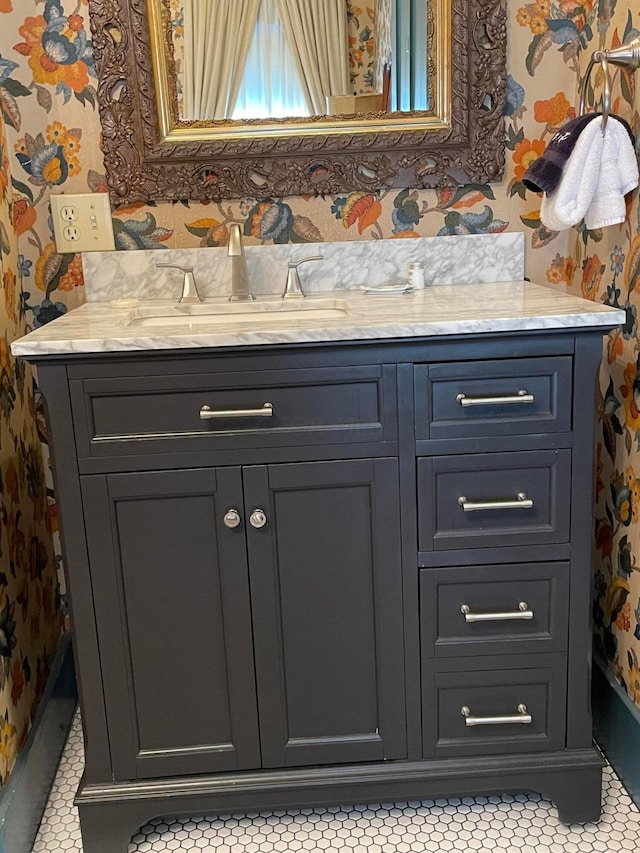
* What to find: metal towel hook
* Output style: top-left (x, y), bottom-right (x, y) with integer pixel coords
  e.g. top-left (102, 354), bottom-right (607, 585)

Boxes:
top-left (579, 35), bottom-right (640, 135)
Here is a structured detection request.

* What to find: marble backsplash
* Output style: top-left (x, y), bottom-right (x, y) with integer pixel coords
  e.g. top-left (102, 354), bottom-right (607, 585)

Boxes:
top-left (81, 233), bottom-right (525, 302)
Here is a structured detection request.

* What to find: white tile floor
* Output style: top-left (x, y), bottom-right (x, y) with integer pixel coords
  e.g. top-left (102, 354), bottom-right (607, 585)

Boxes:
top-left (34, 712), bottom-right (640, 852)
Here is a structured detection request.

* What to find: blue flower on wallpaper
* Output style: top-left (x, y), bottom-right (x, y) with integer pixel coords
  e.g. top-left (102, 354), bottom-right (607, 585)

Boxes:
top-left (392, 189), bottom-right (421, 234)
top-left (18, 255), bottom-right (32, 278)
top-left (437, 206), bottom-right (508, 236)
top-left (31, 299), bottom-right (67, 328)
top-left (594, 569), bottom-right (607, 600)
top-left (610, 246), bottom-right (625, 275)
top-left (621, 300), bottom-right (638, 340)
top-left (0, 57), bottom-right (19, 82)
top-left (605, 282), bottom-right (621, 307)
top-left (16, 141), bottom-right (68, 186)
top-left (112, 214), bottom-right (172, 250)
top-left (243, 200), bottom-right (294, 244)
top-left (503, 75), bottom-right (525, 117)
top-left (331, 197), bottom-right (347, 220)
top-left (43, 0), bottom-right (95, 75)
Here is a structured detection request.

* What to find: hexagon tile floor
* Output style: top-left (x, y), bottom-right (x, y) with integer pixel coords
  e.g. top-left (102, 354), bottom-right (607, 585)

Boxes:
top-left (34, 712), bottom-right (640, 853)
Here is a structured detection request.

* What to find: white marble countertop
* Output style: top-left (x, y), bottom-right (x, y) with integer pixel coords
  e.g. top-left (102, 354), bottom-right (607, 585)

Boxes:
top-left (11, 281), bottom-right (625, 357)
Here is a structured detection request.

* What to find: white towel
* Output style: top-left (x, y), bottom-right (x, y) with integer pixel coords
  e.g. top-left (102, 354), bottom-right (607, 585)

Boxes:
top-left (585, 118), bottom-right (639, 229)
top-left (540, 116), bottom-right (638, 232)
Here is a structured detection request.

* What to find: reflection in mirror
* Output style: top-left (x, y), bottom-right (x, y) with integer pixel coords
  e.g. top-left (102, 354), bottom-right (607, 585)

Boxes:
top-left (169, 0), bottom-right (430, 121)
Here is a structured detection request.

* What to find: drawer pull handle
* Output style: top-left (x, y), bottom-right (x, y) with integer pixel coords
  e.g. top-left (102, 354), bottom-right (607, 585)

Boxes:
top-left (456, 390), bottom-right (534, 407)
top-left (461, 602), bottom-right (534, 622)
top-left (461, 704), bottom-right (532, 727)
top-left (457, 492), bottom-right (533, 512)
top-left (200, 402), bottom-right (274, 420)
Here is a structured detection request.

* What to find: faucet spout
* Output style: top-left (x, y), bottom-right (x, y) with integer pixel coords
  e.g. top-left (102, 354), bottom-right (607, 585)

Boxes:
top-left (228, 224), bottom-right (253, 302)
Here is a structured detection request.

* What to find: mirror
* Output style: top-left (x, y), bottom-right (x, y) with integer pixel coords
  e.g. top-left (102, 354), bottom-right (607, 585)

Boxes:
top-left (170, 0), bottom-right (430, 121)
top-left (88, 0), bottom-right (507, 203)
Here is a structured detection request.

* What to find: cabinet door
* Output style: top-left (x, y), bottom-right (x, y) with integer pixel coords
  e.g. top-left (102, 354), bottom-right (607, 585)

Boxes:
top-left (81, 467), bottom-right (260, 780)
top-left (244, 458), bottom-right (406, 768)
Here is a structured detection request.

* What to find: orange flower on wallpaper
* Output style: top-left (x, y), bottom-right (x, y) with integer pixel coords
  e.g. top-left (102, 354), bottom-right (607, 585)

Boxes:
top-left (616, 600), bottom-right (632, 631)
top-left (15, 15), bottom-right (89, 95)
top-left (12, 198), bottom-right (36, 236)
top-left (546, 254), bottom-right (576, 285)
top-left (3, 268), bottom-right (18, 324)
top-left (4, 460), bottom-right (19, 504)
top-left (627, 468), bottom-right (640, 525)
top-left (512, 138), bottom-right (545, 181)
top-left (57, 254), bottom-right (84, 291)
top-left (621, 361), bottom-right (640, 433)
top-left (534, 92), bottom-right (573, 128)
top-left (0, 0), bottom-right (13, 11)
top-left (341, 192), bottom-right (382, 234)
top-left (0, 713), bottom-right (17, 783)
top-left (516, 4), bottom-right (547, 34)
top-left (0, 334), bottom-right (12, 373)
top-left (36, 245), bottom-right (84, 293)
top-left (607, 329), bottom-right (623, 364)
top-left (559, 0), bottom-right (593, 12)
top-left (581, 253), bottom-right (604, 300)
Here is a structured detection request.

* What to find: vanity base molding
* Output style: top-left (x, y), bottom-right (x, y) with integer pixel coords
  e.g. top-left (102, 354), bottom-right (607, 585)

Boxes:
top-left (75, 748), bottom-right (604, 853)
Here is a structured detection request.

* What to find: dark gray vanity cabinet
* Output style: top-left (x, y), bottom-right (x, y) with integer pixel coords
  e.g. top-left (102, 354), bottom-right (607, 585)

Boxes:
top-left (79, 458), bottom-right (405, 780)
top-left (80, 466), bottom-right (261, 780)
top-left (31, 330), bottom-right (614, 852)
top-left (242, 459), bottom-right (405, 769)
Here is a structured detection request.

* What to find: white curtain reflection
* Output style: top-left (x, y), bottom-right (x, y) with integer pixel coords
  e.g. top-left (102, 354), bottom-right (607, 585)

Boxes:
top-left (275, 0), bottom-right (350, 115)
top-left (182, 0), bottom-right (260, 120)
top-left (233, 0), bottom-right (310, 119)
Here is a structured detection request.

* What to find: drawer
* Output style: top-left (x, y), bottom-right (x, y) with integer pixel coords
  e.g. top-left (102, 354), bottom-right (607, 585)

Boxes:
top-left (417, 450), bottom-right (571, 552)
top-left (70, 365), bottom-right (396, 459)
top-left (422, 666), bottom-right (566, 757)
top-left (415, 357), bottom-right (572, 441)
top-left (420, 562), bottom-right (569, 659)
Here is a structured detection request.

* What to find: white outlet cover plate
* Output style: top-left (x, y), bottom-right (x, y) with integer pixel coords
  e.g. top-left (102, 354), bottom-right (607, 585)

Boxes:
top-left (50, 193), bottom-right (116, 253)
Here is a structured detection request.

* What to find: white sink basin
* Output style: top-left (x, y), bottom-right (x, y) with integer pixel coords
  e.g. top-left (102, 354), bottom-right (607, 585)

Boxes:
top-left (123, 298), bottom-right (351, 329)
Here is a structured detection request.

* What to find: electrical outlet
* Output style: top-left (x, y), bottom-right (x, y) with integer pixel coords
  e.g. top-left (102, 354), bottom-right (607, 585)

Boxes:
top-left (50, 193), bottom-right (116, 253)
top-left (60, 205), bottom-right (78, 222)
top-left (63, 225), bottom-right (81, 242)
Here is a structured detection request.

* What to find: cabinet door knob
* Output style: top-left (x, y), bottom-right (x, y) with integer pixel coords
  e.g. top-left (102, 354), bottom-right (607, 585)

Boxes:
top-left (223, 509), bottom-right (242, 528)
top-left (249, 509), bottom-right (267, 529)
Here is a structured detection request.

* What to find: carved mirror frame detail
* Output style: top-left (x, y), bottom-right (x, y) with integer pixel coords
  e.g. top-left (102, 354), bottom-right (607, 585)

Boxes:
top-left (89, 0), bottom-right (507, 203)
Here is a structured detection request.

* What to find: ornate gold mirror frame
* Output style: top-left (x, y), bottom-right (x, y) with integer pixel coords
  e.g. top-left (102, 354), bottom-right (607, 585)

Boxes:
top-left (88, 0), bottom-right (507, 203)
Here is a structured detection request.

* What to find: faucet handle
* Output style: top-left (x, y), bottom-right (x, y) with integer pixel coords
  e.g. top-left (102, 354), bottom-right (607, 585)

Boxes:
top-left (282, 255), bottom-right (323, 299)
top-left (156, 263), bottom-right (203, 304)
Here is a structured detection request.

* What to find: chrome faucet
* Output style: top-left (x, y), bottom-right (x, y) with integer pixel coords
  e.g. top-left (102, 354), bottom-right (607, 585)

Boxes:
top-left (156, 263), bottom-right (203, 304)
top-left (228, 224), bottom-right (253, 302)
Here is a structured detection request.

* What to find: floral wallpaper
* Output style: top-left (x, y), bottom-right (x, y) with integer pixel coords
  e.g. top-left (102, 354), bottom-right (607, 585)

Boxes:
top-left (0, 89), bottom-right (61, 782)
top-left (0, 0), bottom-right (638, 780)
top-left (561, 4), bottom-right (640, 704)
top-left (348, 3), bottom-right (377, 94)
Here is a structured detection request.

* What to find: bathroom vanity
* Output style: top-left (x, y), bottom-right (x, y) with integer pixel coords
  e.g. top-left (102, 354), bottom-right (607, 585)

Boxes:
top-left (13, 282), bottom-right (623, 852)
